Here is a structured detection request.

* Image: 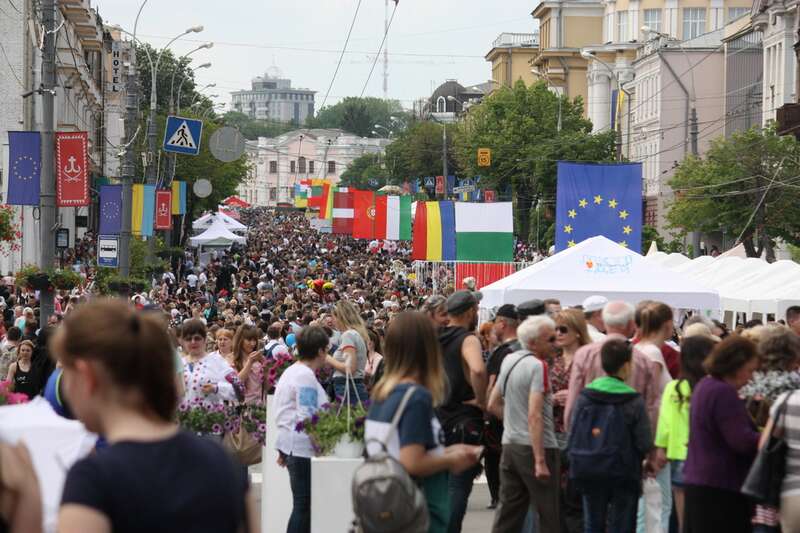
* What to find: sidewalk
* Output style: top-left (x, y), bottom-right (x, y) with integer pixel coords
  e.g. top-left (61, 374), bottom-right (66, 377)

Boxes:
top-left (463, 482), bottom-right (496, 533)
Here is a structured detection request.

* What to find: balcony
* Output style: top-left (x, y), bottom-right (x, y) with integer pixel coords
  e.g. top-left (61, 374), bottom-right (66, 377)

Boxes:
top-left (492, 32), bottom-right (539, 49)
top-left (776, 102), bottom-right (800, 139)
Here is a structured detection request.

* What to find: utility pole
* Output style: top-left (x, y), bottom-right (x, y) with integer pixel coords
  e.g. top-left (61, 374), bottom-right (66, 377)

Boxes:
top-left (442, 122), bottom-right (448, 188)
top-left (383, 0), bottom-right (389, 100)
top-left (39, 0), bottom-right (57, 325)
top-left (119, 42), bottom-right (138, 276)
top-left (689, 107), bottom-right (701, 257)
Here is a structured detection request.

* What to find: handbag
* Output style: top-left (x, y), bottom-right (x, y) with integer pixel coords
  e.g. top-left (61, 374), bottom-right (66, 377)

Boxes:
top-left (741, 391), bottom-right (793, 506)
top-left (223, 422), bottom-right (262, 465)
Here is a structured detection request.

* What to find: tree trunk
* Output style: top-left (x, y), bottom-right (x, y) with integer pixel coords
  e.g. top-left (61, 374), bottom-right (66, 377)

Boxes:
top-left (742, 235), bottom-right (758, 258)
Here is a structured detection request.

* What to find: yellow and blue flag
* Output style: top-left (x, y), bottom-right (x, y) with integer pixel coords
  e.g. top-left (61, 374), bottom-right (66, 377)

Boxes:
top-left (171, 180), bottom-right (187, 215)
top-left (555, 162), bottom-right (643, 253)
top-left (132, 184), bottom-right (155, 237)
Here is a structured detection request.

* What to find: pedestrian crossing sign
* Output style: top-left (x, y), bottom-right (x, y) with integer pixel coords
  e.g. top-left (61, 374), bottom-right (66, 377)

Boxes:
top-left (163, 116), bottom-right (203, 155)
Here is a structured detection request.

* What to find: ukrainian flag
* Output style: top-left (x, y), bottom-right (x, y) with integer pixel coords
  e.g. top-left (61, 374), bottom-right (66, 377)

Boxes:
top-left (412, 201), bottom-right (456, 261)
top-left (132, 184), bottom-right (155, 237)
top-left (171, 180), bottom-right (187, 215)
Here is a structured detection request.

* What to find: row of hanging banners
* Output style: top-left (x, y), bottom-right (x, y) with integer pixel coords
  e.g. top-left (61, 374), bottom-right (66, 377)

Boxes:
top-left (296, 179), bottom-right (515, 263)
top-left (7, 130), bottom-right (188, 237)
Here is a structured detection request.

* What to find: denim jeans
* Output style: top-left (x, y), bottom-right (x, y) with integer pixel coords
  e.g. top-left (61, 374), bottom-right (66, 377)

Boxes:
top-left (448, 463), bottom-right (482, 533)
top-left (332, 377), bottom-right (368, 405)
top-left (286, 455), bottom-right (311, 533)
top-left (582, 484), bottom-right (639, 533)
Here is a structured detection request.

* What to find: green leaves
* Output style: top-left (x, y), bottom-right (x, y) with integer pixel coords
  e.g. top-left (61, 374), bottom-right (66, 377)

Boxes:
top-left (307, 97), bottom-right (410, 138)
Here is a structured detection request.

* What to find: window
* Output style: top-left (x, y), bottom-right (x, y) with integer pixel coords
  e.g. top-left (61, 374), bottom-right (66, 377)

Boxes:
top-left (298, 157), bottom-right (306, 173)
top-left (290, 160), bottom-right (296, 173)
top-left (643, 9), bottom-right (662, 33)
top-left (327, 161), bottom-right (336, 174)
top-left (616, 11), bottom-right (628, 42)
top-left (309, 160), bottom-right (315, 173)
top-left (436, 96), bottom-right (446, 113)
top-left (728, 7), bottom-right (749, 21)
top-left (683, 8), bottom-right (706, 39)
top-left (269, 188), bottom-right (276, 201)
top-left (269, 161), bottom-right (277, 173)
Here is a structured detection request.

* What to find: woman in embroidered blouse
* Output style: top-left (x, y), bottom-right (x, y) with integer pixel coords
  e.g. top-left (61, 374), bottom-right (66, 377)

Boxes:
top-left (231, 325), bottom-right (266, 404)
top-left (211, 327), bottom-right (235, 365)
top-left (180, 319), bottom-right (244, 405)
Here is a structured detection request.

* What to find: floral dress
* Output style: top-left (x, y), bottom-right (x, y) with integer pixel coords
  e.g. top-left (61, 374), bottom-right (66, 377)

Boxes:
top-left (182, 352), bottom-right (245, 406)
top-left (549, 354), bottom-right (571, 445)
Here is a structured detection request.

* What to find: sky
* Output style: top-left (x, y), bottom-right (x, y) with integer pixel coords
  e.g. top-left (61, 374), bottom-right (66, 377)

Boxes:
top-left (95, 0), bottom-right (538, 112)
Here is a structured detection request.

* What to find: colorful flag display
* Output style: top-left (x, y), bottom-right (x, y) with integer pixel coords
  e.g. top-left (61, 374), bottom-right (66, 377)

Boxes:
top-left (318, 182), bottom-right (334, 220)
top-left (332, 189), bottom-right (353, 234)
top-left (412, 201), bottom-right (456, 261)
top-left (56, 131), bottom-right (89, 206)
top-left (171, 180), bottom-right (187, 215)
top-left (555, 162), bottom-right (643, 253)
top-left (7, 131), bottom-right (41, 206)
top-left (155, 190), bottom-right (172, 230)
top-left (294, 184), bottom-right (308, 208)
top-left (455, 202), bottom-right (514, 261)
top-left (353, 191), bottom-right (412, 240)
top-left (132, 184), bottom-right (155, 237)
top-left (98, 185), bottom-right (122, 235)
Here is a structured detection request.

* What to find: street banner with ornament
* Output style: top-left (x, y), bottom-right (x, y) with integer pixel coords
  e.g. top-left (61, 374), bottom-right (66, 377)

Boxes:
top-left (155, 190), bottom-right (172, 230)
top-left (56, 132), bottom-right (89, 207)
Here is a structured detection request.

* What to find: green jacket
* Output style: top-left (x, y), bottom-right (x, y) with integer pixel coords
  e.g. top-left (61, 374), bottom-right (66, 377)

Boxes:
top-left (654, 379), bottom-right (691, 460)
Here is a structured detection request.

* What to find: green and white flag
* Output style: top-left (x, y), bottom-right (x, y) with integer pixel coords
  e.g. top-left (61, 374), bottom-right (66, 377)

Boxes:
top-left (455, 202), bottom-right (514, 261)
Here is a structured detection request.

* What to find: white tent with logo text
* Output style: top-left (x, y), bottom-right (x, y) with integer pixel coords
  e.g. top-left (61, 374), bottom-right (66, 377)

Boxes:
top-left (190, 217), bottom-right (247, 247)
top-left (480, 236), bottom-right (720, 311)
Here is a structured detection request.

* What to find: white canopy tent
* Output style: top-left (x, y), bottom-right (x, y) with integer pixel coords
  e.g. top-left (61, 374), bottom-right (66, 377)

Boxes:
top-left (481, 236), bottom-right (720, 311)
top-left (190, 218), bottom-right (247, 247)
top-left (192, 211), bottom-right (247, 233)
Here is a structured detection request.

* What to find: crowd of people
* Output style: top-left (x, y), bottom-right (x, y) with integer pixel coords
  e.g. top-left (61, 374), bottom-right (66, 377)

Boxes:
top-left (1, 208), bottom-right (800, 533)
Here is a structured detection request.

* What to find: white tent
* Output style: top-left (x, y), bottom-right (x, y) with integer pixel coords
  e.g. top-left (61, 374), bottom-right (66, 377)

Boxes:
top-left (190, 218), bottom-right (247, 247)
top-left (481, 236), bottom-right (720, 310)
top-left (193, 211), bottom-right (247, 233)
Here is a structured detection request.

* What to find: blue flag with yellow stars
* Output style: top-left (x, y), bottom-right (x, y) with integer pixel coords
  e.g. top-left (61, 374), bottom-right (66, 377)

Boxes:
top-left (7, 131), bottom-right (41, 206)
top-left (555, 162), bottom-right (643, 253)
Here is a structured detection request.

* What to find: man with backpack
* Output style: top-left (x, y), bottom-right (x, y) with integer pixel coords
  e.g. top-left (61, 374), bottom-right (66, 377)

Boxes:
top-left (568, 338), bottom-right (654, 533)
top-left (264, 322), bottom-right (291, 360)
top-left (487, 315), bottom-right (560, 533)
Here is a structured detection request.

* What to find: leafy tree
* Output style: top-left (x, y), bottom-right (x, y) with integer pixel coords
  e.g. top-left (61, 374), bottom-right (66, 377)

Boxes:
top-left (666, 126), bottom-right (800, 260)
top-left (383, 121), bottom-right (459, 183)
top-left (135, 44), bottom-right (214, 115)
top-left (307, 97), bottom-right (410, 137)
top-left (339, 154), bottom-right (388, 189)
top-left (221, 111), bottom-right (293, 140)
top-left (452, 80), bottom-right (616, 242)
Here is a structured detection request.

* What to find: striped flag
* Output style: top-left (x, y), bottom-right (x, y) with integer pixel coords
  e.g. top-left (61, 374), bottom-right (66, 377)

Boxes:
top-left (318, 182), bottom-right (333, 220)
top-left (353, 192), bottom-right (412, 240)
top-left (171, 180), bottom-right (187, 215)
top-left (455, 202), bottom-right (513, 261)
top-left (132, 184), bottom-right (155, 237)
top-left (332, 189), bottom-right (353, 234)
top-left (412, 201), bottom-right (456, 261)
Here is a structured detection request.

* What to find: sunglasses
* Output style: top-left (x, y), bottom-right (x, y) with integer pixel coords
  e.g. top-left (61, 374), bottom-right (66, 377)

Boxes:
top-left (556, 325), bottom-right (570, 334)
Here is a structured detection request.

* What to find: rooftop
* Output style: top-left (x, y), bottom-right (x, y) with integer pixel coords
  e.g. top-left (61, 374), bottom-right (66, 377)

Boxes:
top-left (492, 32), bottom-right (539, 49)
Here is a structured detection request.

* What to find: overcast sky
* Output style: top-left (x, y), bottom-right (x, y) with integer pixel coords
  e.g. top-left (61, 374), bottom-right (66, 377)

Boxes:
top-left (96, 0), bottom-right (537, 112)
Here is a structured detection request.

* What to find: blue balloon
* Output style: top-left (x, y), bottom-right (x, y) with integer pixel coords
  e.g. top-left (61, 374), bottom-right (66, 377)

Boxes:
top-left (286, 333), bottom-right (296, 347)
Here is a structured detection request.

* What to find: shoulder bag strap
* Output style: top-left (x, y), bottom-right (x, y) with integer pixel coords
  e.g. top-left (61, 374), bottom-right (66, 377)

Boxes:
top-left (773, 390), bottom-right (795, 436)
top-left (501, 353), bottom-right (533, 396)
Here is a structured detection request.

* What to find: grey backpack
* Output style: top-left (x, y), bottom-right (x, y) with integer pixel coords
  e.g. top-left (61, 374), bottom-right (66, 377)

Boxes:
top-left (351, 386), bottom-right (430, 533)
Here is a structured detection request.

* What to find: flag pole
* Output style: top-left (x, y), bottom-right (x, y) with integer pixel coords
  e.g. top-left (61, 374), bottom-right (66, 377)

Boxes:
top-left (39, 0), bottom-right (57, 325)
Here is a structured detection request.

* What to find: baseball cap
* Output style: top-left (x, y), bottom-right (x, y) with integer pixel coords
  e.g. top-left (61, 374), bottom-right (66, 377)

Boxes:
top-left (582, 295), bottom-right (609, 314)
top-left (517, 299), bottom-right (546, 319)
top-left (446, 290), bottom-right (479, 315)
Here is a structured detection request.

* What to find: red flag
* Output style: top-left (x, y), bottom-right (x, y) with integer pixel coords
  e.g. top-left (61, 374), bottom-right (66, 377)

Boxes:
top-left (332, 190), bottom-right (353, 234)
top-left (484, 190), bottom-right (496, 202)
top-left (353, 190), bottom-right (375, 239)
top-left (411, 201), bottom-right (428, 260)
top-left (435, 176), bottom-right (445, 195)
top-left (374, 195), bottom-right (388, 239)
top-left (154, 190), bottom-right (172, 230)
top-left (56, 132), bottom-right (89, 206)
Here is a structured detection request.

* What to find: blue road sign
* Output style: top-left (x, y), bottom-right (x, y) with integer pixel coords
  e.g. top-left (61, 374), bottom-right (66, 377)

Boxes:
top-left (97, 235), bottom-right (119, 268)
top-left (163, 116), bottom-right (203, 155)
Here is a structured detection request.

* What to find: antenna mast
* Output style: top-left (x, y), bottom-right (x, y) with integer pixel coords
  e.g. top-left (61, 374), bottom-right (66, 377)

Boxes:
top-left (383, 0), bottom-right (389, 99)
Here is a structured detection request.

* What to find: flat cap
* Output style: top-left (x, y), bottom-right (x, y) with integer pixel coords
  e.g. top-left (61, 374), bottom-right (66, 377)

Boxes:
top-left (495, 304), bottom-right (519, 321)
top-left (446, 290), bottom-right (479, 315)
top-left (517, 299), bottom-right (546, 319)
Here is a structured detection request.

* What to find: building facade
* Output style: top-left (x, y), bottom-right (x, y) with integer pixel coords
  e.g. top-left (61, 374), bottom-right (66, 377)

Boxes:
top-left (724, 17), bottom-right (763, 137)
top-left (238, 129), bottom-right (390, 207)
top-left (751, 0), bottom-right (798, 123)
top-left (230, 68), bottom-right (315, 124)
top-left (0, 0), bottom-right (125, 274)
top-left (485, 32), bottom-right (540, 88)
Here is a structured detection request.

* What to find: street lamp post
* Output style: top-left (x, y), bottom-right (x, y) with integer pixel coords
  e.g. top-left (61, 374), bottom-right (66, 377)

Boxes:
top-left (531, 68), bottom-right (563, 132)
top-left (581, 51), bottom-right (627, 161)
top-left (177, 67), bottom-right (212, 114)
top-left (169, 43), bottom-right (213, 114)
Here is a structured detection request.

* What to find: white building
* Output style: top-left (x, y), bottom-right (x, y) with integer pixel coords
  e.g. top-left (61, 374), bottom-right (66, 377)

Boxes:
top-left (0, 0), bottom-right (125, 274)
top-left (238, 129), bottom-right (390, 207)
top-left (230, 67), bottom-right (315, 125)
top-left (752, 0), bottom-right (798, 123)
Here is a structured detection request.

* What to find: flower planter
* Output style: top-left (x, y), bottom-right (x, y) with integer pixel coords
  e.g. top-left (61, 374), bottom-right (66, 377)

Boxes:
top-left (29, 273), bottom-right (51, 291)
top-left (332, 434), bottom-right (364, 459)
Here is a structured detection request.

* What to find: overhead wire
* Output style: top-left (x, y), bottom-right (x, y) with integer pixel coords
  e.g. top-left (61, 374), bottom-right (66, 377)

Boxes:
top-left (359, 0), bottom-right (398, 98)
top-left (319, 0), bottom-right (364, 111)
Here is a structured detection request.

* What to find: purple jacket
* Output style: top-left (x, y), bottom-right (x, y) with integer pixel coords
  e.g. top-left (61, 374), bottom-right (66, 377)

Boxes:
top-left (683, 376), bottom-right (760, 492)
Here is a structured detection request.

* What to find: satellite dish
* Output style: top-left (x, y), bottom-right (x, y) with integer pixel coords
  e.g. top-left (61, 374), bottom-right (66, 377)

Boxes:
top-left (193, 179), bottom-right (213, 198)
top-left (210, 127), bottom-right (246, 162)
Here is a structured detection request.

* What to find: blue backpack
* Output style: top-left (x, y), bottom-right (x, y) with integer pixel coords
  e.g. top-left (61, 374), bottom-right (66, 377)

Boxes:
top-left (567, 401), bottom-right (636, 482)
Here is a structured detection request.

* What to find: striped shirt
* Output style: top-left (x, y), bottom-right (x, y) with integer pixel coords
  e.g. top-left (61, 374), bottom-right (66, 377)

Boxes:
top-left (772, 390), bottom-right (800, 497)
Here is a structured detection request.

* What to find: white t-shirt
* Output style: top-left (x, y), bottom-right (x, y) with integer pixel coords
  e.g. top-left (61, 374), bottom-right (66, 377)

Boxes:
top-left (186, 274), bottom-right (198, 288)
top-left (637, 342), bottom-right (672, 394)
top-left (274, 363), bottom-right (328, 458)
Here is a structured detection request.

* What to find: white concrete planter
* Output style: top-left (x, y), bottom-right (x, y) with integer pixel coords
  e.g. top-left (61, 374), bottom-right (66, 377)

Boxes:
top-left (332, 434), bottom-right (364, 459)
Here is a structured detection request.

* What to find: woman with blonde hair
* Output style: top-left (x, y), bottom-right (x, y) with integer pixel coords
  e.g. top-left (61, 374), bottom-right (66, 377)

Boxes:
top-left (326, 301), bottom-right (370, 404)
top-left (551, 309), bottom-right (591, 441)
top-left (55, 299), bottom-right (256, 533)
top-left (211, 327), bottom-right (235, 365)
top-left (366, 312), bottom-right (482, 533)
top-left (231, 325), bottom-right (266, 404)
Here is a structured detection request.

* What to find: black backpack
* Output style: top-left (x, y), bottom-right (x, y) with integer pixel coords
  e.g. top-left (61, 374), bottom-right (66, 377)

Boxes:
top-left (567, 400), bottom-right (637, 482)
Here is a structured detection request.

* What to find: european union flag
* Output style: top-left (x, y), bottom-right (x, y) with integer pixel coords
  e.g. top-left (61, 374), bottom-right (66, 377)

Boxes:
top-left (555, 162), bottom-right (643, 253)
top-left (99, 184), bottom-right (122, 235)
top-left (7, 131), bottom-right (41, 205)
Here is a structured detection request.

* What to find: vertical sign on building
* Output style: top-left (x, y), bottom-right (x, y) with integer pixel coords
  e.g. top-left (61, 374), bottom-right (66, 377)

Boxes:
top-left (110, 41), bottom-right (122, 93)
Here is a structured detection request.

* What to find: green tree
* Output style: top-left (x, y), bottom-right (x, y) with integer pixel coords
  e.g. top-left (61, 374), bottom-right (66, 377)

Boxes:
top-left (221, 111), bottom-right (293, 140)
top-left (666, 126), bottom-right (800, 260)
top-left (339, 154), bottom-right (388, 189)
top-left (453, 80), bottom-right (616, 243)
top-left (307, 97), bottom-right (410, 137)
top-left (383, 120), bottom-right (459, 183)
top-left (135, 44), bottom-right (214, 114)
